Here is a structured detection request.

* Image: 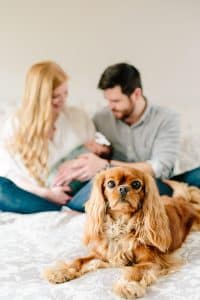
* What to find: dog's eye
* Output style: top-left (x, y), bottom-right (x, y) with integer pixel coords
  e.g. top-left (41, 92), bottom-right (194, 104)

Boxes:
top-left (131, 180), bottom-right (142, 190)
top-left (107, 180), bottom-right (116, 188)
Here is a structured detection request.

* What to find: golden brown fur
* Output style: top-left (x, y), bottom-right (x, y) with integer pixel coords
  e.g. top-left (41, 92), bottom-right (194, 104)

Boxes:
top-left (44, 167), bottom-right (200, 299)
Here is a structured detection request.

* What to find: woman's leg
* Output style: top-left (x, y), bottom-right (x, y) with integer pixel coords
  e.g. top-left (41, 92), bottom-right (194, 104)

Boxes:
top-left (171, 167), bottom-right (200, 187)
top-left (67, 181), bottom-right (92, 212)
top-left (0, 177), bottom-right (61, 213)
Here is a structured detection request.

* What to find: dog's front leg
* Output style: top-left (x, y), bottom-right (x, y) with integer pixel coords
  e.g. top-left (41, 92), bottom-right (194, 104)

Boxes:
top-left (113, 262), bottom-right (161, 299)
top-left (44, 254), bottom-right (109, 284)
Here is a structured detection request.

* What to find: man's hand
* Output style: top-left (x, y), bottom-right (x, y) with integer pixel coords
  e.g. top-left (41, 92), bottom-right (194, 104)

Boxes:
top-left (46, 185), bottom-right (72, 205)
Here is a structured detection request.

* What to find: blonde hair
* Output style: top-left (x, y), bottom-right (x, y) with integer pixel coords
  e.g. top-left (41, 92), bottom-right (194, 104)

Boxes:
top-left (9, 61), bottom-right (68, 186)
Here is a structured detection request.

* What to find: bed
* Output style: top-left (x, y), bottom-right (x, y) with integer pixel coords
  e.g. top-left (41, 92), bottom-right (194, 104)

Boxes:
top-left (0, 209), bottom-right (200, 300)
top-left (1, 102), bottom-right (200, 300)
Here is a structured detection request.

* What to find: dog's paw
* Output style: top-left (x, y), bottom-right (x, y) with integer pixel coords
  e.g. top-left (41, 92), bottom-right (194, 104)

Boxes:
top-left (43, 264), bottom-right (78, 284)
top-left (113, 279), bottom-right (145, 299)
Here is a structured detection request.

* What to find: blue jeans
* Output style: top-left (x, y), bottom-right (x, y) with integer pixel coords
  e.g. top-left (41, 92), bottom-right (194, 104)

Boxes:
top-left (66, 167), bottom-right (200, 212)
top-left (0, 177), bottom-right (90, 213)
top-left (0, 167), bottom-right (200, 213)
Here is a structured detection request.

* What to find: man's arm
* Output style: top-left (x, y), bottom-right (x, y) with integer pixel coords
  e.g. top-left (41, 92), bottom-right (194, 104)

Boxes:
top-left (110, 112), bottom-right (180, 178)
top-left (72, 111), bottom-right (180, 181)
top-left (145, 112), bottom-right (181, 178)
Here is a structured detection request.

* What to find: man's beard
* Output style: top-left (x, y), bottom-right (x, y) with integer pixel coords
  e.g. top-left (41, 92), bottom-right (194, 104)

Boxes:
top-left (112, 106), bottom-right (134, 122)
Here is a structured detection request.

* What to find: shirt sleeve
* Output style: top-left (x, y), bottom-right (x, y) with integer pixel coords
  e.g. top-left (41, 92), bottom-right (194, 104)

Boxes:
top-left (0, 116), bottom-right (37, 185)
top-left (0, 127), bottom-right (19, 182)
top-left (0, 146), bottom-right (27, 183)
top-left (147, 112), bottom-right (181, 178)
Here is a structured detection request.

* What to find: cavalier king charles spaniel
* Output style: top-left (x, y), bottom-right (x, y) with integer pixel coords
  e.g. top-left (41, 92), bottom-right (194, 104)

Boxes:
top-left (44, 167), bottom-right (200, 299)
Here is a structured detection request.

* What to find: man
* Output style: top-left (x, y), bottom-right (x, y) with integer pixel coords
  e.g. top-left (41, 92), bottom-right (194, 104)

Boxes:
top-left (93, 63), bottom-right (180, 180)
top-left (54, 63), bottom-right (200, 211)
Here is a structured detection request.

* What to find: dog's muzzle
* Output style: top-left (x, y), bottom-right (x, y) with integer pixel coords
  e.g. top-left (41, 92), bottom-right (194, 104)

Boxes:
top-left (119, 185), bottom-right (129, 197)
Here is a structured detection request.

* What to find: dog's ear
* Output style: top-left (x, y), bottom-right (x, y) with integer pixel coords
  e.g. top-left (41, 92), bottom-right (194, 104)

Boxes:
top-left (83, 171), bottom-right (107, 245)
top-left (140, 173), bottom-right (172, 252)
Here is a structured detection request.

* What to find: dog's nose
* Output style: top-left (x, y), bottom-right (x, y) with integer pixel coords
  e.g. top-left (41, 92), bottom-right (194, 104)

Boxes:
top-left (119, 186), bottom-right (129, 196)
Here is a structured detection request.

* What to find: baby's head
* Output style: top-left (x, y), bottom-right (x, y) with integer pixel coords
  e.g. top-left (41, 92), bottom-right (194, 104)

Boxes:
top-left (93, 143), bottom-right (112, 159)
top-left (84, 141), bottom-right (112, 159)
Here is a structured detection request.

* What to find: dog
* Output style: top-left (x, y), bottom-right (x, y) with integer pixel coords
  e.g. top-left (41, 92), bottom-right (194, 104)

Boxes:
top-left (44, 166), bottom-right (200, 299)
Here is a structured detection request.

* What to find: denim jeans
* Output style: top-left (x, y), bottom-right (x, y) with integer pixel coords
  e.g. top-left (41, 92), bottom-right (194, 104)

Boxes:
top-left (0, 177), bottom-right (90, 213)
top-left (0, 166), bottom-right (200, 213)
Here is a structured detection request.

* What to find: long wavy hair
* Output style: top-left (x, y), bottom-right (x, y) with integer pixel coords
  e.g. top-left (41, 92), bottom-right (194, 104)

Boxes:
top-left (9, 61), bottom-right (68, 186)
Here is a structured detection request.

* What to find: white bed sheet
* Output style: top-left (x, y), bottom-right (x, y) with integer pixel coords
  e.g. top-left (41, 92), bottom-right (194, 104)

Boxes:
top-left (0, 211), bottom-right (200, 300)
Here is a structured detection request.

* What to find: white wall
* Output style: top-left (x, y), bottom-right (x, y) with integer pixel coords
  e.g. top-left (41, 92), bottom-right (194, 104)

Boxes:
top-left (0, 0), bottom-right (200, 127)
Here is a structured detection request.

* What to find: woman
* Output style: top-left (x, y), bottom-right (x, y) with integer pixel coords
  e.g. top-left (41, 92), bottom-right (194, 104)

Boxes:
top-left (0, 61), bottom-right (108, 213)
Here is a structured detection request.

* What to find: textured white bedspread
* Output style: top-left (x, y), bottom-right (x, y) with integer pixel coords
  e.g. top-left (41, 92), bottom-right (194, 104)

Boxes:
top-left (0, 211), bottom-right (200, 300)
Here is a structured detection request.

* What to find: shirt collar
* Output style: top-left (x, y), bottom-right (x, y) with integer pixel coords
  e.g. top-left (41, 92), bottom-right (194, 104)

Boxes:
top-left (132, 97), bottom-right (152, 127)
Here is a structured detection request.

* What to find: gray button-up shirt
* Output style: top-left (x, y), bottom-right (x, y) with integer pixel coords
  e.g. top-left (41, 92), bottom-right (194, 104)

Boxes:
top-left (93, 101), bottom-right (180, 179)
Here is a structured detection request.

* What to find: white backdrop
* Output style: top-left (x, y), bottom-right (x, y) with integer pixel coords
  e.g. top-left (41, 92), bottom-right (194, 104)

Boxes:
top-left (0, 0), bottom-right (200, 128)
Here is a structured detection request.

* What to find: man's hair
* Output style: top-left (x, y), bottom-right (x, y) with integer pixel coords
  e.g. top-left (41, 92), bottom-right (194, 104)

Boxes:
top-left (98, 63), bottom-right (142, 96)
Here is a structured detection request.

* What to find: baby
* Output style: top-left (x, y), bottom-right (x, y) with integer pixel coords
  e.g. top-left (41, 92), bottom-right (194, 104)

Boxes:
top-left (48, 132), bottom-right (112, 195)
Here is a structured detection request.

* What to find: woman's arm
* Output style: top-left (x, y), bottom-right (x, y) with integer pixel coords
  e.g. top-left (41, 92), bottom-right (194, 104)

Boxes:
top-left (10, 175), bottom-right (72, 205)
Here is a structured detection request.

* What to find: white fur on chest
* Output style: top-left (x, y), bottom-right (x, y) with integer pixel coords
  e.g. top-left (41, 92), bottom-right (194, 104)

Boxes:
top-left (103, 216), bottom-right (138, 266)
top-left (104, 216), bottom-right (132, 241)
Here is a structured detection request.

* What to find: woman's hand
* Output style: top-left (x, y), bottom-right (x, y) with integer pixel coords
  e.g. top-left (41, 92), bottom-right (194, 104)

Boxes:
top-left (63, 153), bottom-right (107, 182)
top-left (53, 154), bottom-right (108, 186)
top-left (46, 185), bottom-right (72, 205)
top-left (73, 153), bottom-right (107, 181)
top-left (52, 160), bottom-right (77, 186)
top-left (57, 159), bottom-right (77, 173)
